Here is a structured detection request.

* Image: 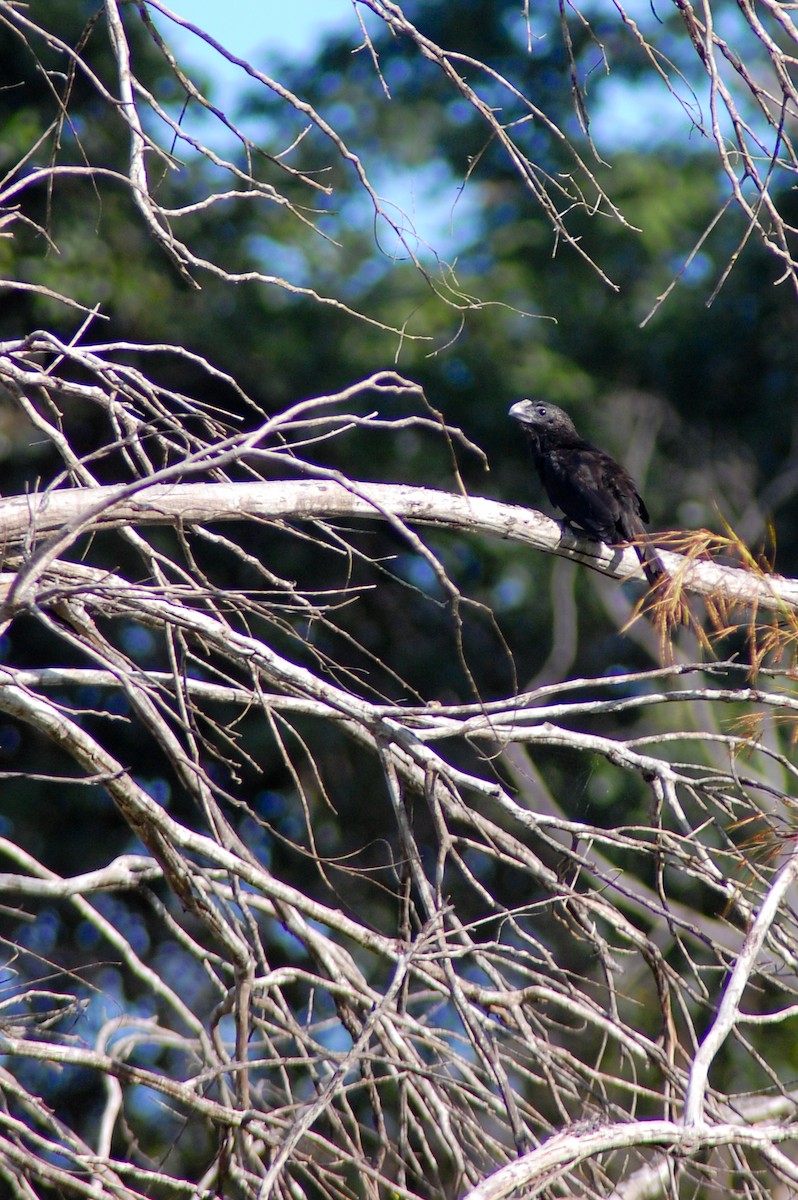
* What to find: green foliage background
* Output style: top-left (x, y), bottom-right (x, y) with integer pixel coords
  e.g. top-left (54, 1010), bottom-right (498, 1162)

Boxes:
top-left (1, 0), bottom-right (797, 1185)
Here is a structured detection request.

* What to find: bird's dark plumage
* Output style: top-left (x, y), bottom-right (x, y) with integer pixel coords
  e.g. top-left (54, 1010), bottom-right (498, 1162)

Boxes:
top-left (509, 399), bottom-right (666, 588)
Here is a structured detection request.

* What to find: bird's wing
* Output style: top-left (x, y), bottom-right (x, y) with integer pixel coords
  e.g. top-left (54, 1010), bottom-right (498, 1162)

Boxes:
top-left (540, 449), bottom-right (619, 537)
top-left (603, 463), bottom-right (649, 531)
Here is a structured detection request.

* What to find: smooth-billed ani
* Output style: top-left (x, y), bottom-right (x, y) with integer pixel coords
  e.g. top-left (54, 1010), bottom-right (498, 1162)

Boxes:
top-left (509, 399), bottom-right (666, 587)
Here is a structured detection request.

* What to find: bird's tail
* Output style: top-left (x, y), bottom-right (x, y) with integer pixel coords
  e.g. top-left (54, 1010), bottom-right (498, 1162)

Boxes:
top-left (634, 539), bottom-right (690, 626)
top-left (634, 541), bottom-right (666, 589)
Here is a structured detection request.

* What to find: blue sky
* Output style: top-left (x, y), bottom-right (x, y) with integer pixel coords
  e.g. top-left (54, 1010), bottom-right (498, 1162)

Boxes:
top-left (153, 2), bottom-right (690, 260)
top-left (164, 1), bottom-right (353, 70)
top-left (157, 1), bottom-right (472, 257)
top-left (159, 1), bottom-right (685, 151)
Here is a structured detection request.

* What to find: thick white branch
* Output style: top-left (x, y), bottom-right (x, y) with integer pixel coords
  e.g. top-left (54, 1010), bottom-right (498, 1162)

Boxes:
top-left (4, 480), bottom-right (795, 613)
top-left (463, 1120), bottom-right (798, 1200)
top-left (683, 848), bottom-right (798, 1126)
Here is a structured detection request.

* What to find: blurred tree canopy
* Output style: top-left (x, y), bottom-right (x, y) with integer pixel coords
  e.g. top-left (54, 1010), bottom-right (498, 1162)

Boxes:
top-left (2, 2), bottom-right (798, 1198)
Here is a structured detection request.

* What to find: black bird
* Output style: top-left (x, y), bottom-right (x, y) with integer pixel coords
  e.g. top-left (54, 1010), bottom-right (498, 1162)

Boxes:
top-left (509, 399), bottom-right (666, 588)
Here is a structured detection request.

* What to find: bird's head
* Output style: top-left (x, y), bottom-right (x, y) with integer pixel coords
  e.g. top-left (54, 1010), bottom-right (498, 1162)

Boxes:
top-left (508, 399), bottom-right (578, 438)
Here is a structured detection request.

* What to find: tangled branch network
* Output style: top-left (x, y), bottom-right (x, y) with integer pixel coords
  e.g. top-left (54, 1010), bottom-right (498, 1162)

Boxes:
top-left (1, 2), bottom-right (798, 1198)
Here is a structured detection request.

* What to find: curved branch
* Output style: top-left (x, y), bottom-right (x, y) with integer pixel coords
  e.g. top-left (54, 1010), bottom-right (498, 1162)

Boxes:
top-left (3, 479), bottom-right (795, 614)
top-left (463, 1119), bottom-right (798, 1200)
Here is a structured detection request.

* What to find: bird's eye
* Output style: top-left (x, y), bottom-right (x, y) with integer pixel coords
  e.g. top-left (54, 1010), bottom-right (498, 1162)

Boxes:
top-left (536, 404), bottom-right (547, 416)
